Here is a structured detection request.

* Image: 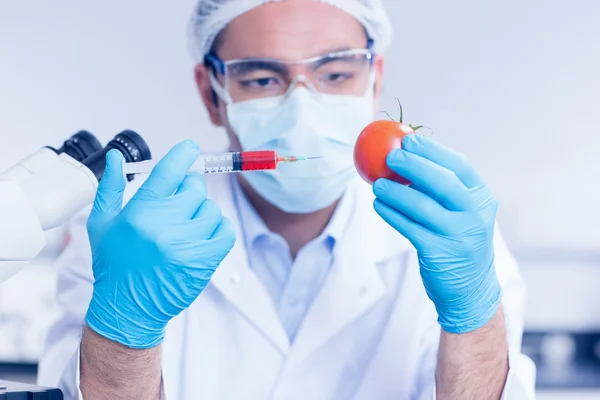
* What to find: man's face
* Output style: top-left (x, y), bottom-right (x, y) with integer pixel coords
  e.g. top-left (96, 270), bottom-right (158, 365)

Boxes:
top-left (194, 0), bottom-right (385, 151)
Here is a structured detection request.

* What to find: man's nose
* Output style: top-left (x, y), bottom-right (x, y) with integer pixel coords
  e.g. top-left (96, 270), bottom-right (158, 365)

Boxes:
top-left (287, 74), bottom-right (317, 93)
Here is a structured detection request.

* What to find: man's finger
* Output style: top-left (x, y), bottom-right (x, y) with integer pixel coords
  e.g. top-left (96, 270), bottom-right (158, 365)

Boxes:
top-left (373, 199), bottom-right (435, 252)
top-left (172, 174), bottom-right (208, 219)
top-left (87, 150), bottom-right (126, 246)
top-left (402, 135), bottom-right (484, 189)
top-left (91, 149), bottom-right (126, 217)
top-left (136, 140), bottom-right (201, 200)
top-left (188, 199), bottom-right (224, 239)
top-left (209, 217), bottom-right (237, 248)
top-left (386, 149), bottom-right (476, 212)
top-left (176, 217), bottom-right (237, 268)
top-left (373, 178), bottom-right (457, 235)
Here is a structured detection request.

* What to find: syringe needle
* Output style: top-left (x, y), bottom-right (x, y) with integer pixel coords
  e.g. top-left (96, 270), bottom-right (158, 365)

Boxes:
top-left (296, 156), bottom-right (323, 161)
top-left (278, 155), bottom-right (324, 163)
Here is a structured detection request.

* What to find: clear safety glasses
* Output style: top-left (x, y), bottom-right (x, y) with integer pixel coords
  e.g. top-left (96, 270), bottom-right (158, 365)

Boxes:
top-left (205, 40), bottom-right (375, 104)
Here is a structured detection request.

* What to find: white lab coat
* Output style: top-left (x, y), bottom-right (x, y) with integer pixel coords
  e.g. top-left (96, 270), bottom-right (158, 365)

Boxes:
top-left (38, 174), bottom-right (536, 400)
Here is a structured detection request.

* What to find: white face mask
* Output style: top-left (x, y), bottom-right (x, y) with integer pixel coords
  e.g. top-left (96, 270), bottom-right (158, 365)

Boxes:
top-left (212, 75), bottom-right (375, 213)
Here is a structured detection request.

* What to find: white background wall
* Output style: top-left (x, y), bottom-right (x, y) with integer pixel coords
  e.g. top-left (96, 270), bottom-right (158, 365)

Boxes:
top-left (0, 0), bottom-right (599, 360)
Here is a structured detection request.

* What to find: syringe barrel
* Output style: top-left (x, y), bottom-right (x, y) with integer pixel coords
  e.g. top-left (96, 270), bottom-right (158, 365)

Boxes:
top-left (200, 151), bottom-right (277, 173)
top-left (122, 150), bottom-right (280, 175)
top-left (202, 152), bottom-right (239, 173)
top-left (240, 151), bottom-right (277, 171)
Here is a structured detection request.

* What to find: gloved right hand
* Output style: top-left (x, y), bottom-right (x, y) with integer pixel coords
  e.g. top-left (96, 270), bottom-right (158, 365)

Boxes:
top-left (85, 140), bottom-right (236, 349)
top-left (372, 135), bottom-right (500, 334)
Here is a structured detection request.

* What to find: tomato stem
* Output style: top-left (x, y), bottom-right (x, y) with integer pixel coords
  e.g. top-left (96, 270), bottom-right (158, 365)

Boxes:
top-left (395, 98), bottom-right (403, 123)
top-left (409, 124), bottom-right (424, 130)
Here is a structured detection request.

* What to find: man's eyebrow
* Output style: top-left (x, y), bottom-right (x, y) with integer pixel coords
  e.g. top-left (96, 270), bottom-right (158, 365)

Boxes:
top-left (228, 60), bottom-right (288, 76)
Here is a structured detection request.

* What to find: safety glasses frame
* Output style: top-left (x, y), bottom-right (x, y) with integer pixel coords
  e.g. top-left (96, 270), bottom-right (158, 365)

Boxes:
top-left (204, 39), bottom-right (375, 76)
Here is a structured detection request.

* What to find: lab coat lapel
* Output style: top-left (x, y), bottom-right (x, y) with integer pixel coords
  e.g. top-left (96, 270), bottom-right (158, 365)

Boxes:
top-left (285, 179), bottom-right (404, 370)
top-left (207, 175), bottom-right (290, 354)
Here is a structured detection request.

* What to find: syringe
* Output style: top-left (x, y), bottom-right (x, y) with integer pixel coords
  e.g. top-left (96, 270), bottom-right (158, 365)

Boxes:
top-left (123, 150), bottom-right (322, 175)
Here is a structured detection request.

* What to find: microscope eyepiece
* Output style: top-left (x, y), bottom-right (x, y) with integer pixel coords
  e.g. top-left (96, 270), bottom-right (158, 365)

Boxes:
top-left (82, 130), bottom-right (152, 182)
top-left (107, 130), bottom-right (152, 164)
top-left (51, 130), bottom-right (103, 162)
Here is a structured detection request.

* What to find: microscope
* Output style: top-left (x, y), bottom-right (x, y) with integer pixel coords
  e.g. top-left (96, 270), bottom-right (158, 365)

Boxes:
top-left (0, 130), bottom-right (151, 398)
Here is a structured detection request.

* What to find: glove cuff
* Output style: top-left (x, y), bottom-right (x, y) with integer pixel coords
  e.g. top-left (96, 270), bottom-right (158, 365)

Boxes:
top-left (436, 261), bottom-right (502, 334)
top-left (85, 294), bottom-right (166, 349)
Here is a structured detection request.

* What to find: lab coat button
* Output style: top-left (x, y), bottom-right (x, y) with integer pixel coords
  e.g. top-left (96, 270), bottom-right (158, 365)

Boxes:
top-left (359, 286), bottom-right (368, 296)
top-left (230, 274), bottom-right (241, 284)
top-left (288, 297), bottom-right (302, 307)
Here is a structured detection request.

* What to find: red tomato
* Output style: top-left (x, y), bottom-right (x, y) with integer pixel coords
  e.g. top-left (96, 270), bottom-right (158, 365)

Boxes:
top-left (353, 120), bottom-right (416, 185)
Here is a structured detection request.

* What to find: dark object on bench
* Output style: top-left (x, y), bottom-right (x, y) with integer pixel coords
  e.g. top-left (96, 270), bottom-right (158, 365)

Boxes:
top-left (0, 380), bottom-right (62, 400)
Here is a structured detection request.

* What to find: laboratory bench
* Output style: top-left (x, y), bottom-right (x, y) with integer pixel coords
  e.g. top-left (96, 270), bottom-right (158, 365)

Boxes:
top-left (0, 379), bottom-right (62, 399)
top-left (1, 331), bottom-right (599, 398)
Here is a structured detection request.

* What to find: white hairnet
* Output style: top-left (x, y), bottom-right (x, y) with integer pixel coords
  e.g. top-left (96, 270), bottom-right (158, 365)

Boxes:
top-left (187, 0), bottom-right (394, 63)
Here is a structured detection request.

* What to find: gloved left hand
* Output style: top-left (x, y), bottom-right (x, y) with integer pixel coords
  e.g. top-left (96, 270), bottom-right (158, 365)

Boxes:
top-left (373, 134), bottom-right (501, 334)
top-left (85, 141), bottom-right (236, 348)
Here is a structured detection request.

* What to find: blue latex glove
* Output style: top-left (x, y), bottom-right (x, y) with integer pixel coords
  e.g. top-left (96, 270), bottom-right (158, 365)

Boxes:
top-left (85, 140), bottom-right (236, 348)
top-left (373, 134), bottom-right (501, 333)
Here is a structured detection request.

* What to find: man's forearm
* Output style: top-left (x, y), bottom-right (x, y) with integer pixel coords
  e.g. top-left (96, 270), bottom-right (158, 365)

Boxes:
top-left (80, 325), bottom-right (162, 400)
top-left (436, 305), bottom-right (509, 400)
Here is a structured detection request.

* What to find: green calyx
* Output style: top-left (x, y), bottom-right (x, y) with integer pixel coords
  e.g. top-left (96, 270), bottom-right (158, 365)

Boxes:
top-left (379, 99), bottom-right (424, 131)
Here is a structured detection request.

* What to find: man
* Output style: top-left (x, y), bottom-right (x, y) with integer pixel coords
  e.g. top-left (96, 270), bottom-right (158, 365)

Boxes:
top-left (38, 0), bottom-right (536, 399)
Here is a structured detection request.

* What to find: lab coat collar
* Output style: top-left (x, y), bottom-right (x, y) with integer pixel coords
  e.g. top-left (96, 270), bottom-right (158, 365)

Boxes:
top-left (231, 175), bottom-right (350, 256)
top-left (207, 174), bottom-right (412, 359)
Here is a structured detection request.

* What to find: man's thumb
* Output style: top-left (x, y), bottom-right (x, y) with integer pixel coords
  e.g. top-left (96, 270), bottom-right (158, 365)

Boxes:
top-left (89, 149), bottom-right (126, 224)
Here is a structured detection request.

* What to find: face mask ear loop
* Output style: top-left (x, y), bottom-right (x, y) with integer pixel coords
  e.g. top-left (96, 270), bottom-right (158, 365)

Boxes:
top-left (209, 72), bottom-right (234, 104)
top-left (364, 69), bottom-right (377, 97)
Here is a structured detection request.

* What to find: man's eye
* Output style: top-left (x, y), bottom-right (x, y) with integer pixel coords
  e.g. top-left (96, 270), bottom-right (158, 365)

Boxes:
top-left (322, 73), bottom-right (353, 83)
top-left (240, 77), bottom-right (281, 89)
